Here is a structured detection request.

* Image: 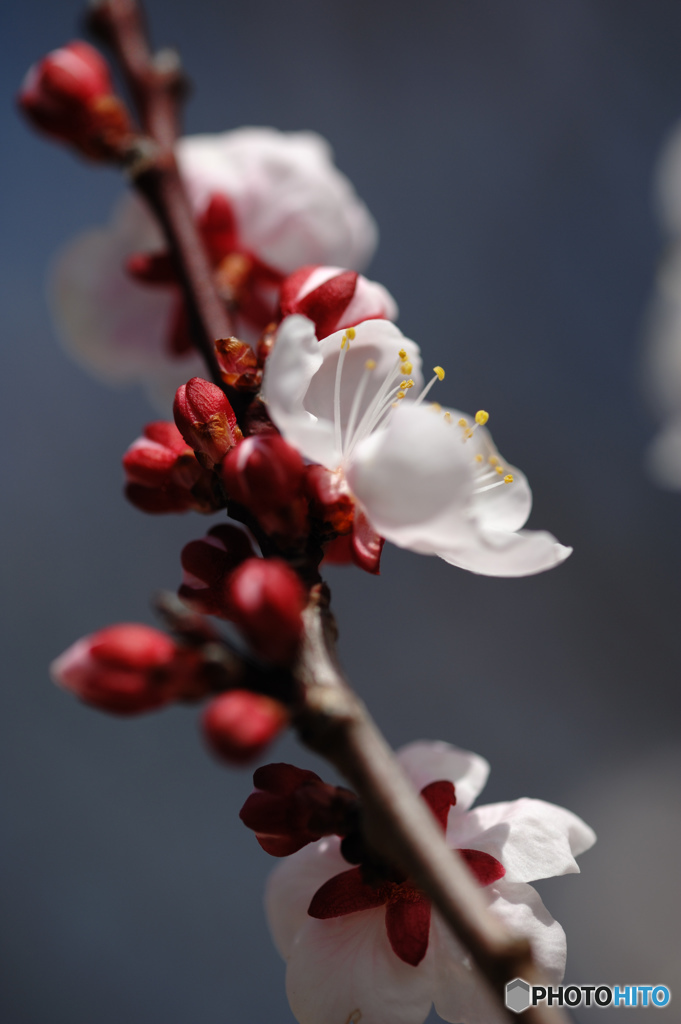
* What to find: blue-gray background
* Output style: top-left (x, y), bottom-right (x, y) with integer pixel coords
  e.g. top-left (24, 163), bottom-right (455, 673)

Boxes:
top-left (2, 1), bottom-right (680, 1021)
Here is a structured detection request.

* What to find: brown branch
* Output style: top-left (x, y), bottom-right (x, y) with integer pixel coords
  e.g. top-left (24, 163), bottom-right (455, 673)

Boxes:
top-left (89, 0), bottom-right (231, 390)
top-left (295, 587), bottom-right (572, 1024)
top-left (90, 3), bottom-right (574, 1019)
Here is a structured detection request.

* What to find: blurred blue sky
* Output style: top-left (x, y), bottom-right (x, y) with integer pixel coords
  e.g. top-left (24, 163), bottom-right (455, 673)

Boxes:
top-left (2, 2), bottom-right (681, 1021)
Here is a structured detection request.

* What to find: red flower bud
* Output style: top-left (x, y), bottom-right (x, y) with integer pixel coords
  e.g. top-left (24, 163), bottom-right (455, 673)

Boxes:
top-left (240, 762), bottom-right (358, 855)
top-left (220, 436), bottom-right (308, 540)
top-left (202, 691), bottom-right (288, 765)
top-left (280, 265), bottom-right (398, 339)
top-left (50, 623), bottom-right (201, 715)
top-left (18, 41), bottom-right (130, 159)
top-left (179, 524), bottom-right (256, 616)
top-left (227, 559), bottom-right (306, 665)
top-left (173, 377), bottom-right (240, 468)
top-left (123, 421), bottom-right (217, 514)
top-left (214, 336), bottom-right (261, 390)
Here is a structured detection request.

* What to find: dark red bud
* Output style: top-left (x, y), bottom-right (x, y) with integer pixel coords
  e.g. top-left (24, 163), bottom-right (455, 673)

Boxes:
top-left (227, 558), bottom-right (306, 665)
top-left (123, 421), bottom-right (213, 514)
top-left (305, 465), bottom-right (354, 536)
top-left (50, 623), bottom-right (201, 715)
top-left (202, 691), bottom-right (288, 765)
top-left (280, 266), bottom-right (358, 339)
top-left (240, 762), bottom-right (359, 856)
top-left (173, 377), bottom-right (240, 467)
top-left (18, 41), bottom-right (130, 159)
top-left (220, 436), bottom-right (308, 540)
top-left (178, 525), bottom-right (256, 616)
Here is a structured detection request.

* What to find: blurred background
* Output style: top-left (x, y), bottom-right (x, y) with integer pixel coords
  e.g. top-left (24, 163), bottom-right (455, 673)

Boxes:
top-left (2, 1), bottom-right (681, 1021)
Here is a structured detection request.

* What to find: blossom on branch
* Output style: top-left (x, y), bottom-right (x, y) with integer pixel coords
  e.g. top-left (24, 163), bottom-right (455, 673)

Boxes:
top-left (263, 741), bottom-right (595, 1024)
top-left (262, 315), bottom-right (572, 576)
top-left (50, 128), bottom-right (379, 409)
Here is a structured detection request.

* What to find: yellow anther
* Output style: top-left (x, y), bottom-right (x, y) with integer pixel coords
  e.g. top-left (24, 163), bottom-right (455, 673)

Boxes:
top-left (475, 410), bottom-right (489, 425)
top-left (444, 411), bottom-right (452, 423)
top-left (400, 379), bottom-right (415, 389)
top-left (341, 335), bottom-right (349, 350)
top-left (396, 390), bottom-right (406, 400)
top-left (495, 466), bottom-right (504, 475)
top-left (475, 453), bottom-right (483, 463)
top-left (398, 348), bottom-right (407, 360)
top-left (504, 474), bottom-right (514, 484)
top-left (458, 418), bottom-right (467, 428)
top-left (401, 361), bottom-right (413, 374)
top-left (433, 366), bottom-right (445, 381)
top-left (488, 456), bottom-right (499, 466)
top-left (431, 402), bottom-right (442, 413)
top-left (365, 359), bottom-right (377, 370)
top-left (346, 327), bottom-right (356, 340)
top-left (464, 427), bottom-right (473, 439)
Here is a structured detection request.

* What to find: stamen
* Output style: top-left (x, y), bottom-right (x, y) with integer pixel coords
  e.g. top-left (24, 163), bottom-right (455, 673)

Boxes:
top-left (431, 402), bottom-right (442, 413)
top-left (346, 351), bottom-right (405, 452)
top-left (504, 474), bottom-right (514, 484)
top-left (475, 454), bottom-right (483, 463)
top-left (401, 361), bottom-right (413, 374)
top-left (346, 327), bottom-right (356, 340)
top-left (458, 418), bottom-right (467, 428)
top-left (345, 359), bottom-right (376, 451)
top-left (488, 456), bottom-right (499, 466)
top-left (334, 335), bottom-right (350, 456)
top-left (475, 410), bottom-right (489, 425)
top-left (444, 411), bottom-right (452, 423)
top-left (414, 364), bottom-right (447, 406)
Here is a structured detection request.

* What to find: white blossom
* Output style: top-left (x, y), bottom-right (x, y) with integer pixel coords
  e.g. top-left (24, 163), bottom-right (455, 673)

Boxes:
top-left (265, 741), bottom-right (595, 1024)
top-left (50, 128), bottom-right (378, 410)
top-left (262, 315), bottom-right (571, 576)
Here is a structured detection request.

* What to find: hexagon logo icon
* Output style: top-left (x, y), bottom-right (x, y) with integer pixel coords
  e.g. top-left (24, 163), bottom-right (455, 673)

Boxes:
top-left (506, 978), bottom-right (531, 1013)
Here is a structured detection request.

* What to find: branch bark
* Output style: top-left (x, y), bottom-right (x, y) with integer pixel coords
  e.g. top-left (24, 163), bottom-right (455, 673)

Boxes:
top-left (92, 3), bottom-right (575, 1020)
top-left (90, 0), bottom-right (231, 389)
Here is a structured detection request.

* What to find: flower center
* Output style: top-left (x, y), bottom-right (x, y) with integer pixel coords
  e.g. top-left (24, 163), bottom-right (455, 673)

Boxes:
top-left (332, 331), bottom-right (514, 494)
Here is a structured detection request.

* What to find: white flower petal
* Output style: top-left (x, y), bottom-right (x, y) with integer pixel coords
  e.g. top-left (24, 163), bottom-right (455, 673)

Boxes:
top-left (262, 315), bottom-right (338, 467)
top-left (440, 528), bottom-right (572, 578)
top-left (427, 912), bottom-right (505, 1024)
top-left (487, 882), bottom-right (567, 985)
top-left (396, 741), bottom-right (490, 813)
top-left (178, 128), bottom-right (378, 272)
top-left (265, 836), bottom-right (349, 959)
top-left (448, 799), bottom-right (596, 883)
top-left (346, 404), bottom-right (474, 551)
top-left (286, 909), bottom-right (434, 1024)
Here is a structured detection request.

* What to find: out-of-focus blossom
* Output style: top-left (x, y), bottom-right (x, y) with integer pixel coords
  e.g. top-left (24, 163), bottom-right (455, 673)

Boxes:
top-left (50, 623), bottom-right (203, 714)
top-left (50, 128), bottom-right (378, 409)
top-left (646, 122), bottom-right (681, 488)
top-left (18, 40), bottom-right (131, 159)
top-left (280, 265), bottom-right (398, 340)
top-left (202, 691), bottom-right (289, 765)
top-left (265, 741), bottom-right (596, 1024)
top-left (262, 315), bottom-right (571, 577)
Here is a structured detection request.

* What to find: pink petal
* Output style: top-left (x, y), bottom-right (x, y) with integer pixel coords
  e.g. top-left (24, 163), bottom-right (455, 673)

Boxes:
top-left (308, 867), bottom-right (387, 918)
top-left (385, 895), bottom-right (432, 966)
top-left (458, 849), bottom-right (506, 886)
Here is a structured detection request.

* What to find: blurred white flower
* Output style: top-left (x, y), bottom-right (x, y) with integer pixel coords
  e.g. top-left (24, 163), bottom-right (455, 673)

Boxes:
top-left (266, 740), bottom-right (595, 1024)
top-left (263, 315), bottom-right (572, 576)
top-left (50, 128), bottom-right (378, 410)
top-left (645, 121), bottom-right (681, 487)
